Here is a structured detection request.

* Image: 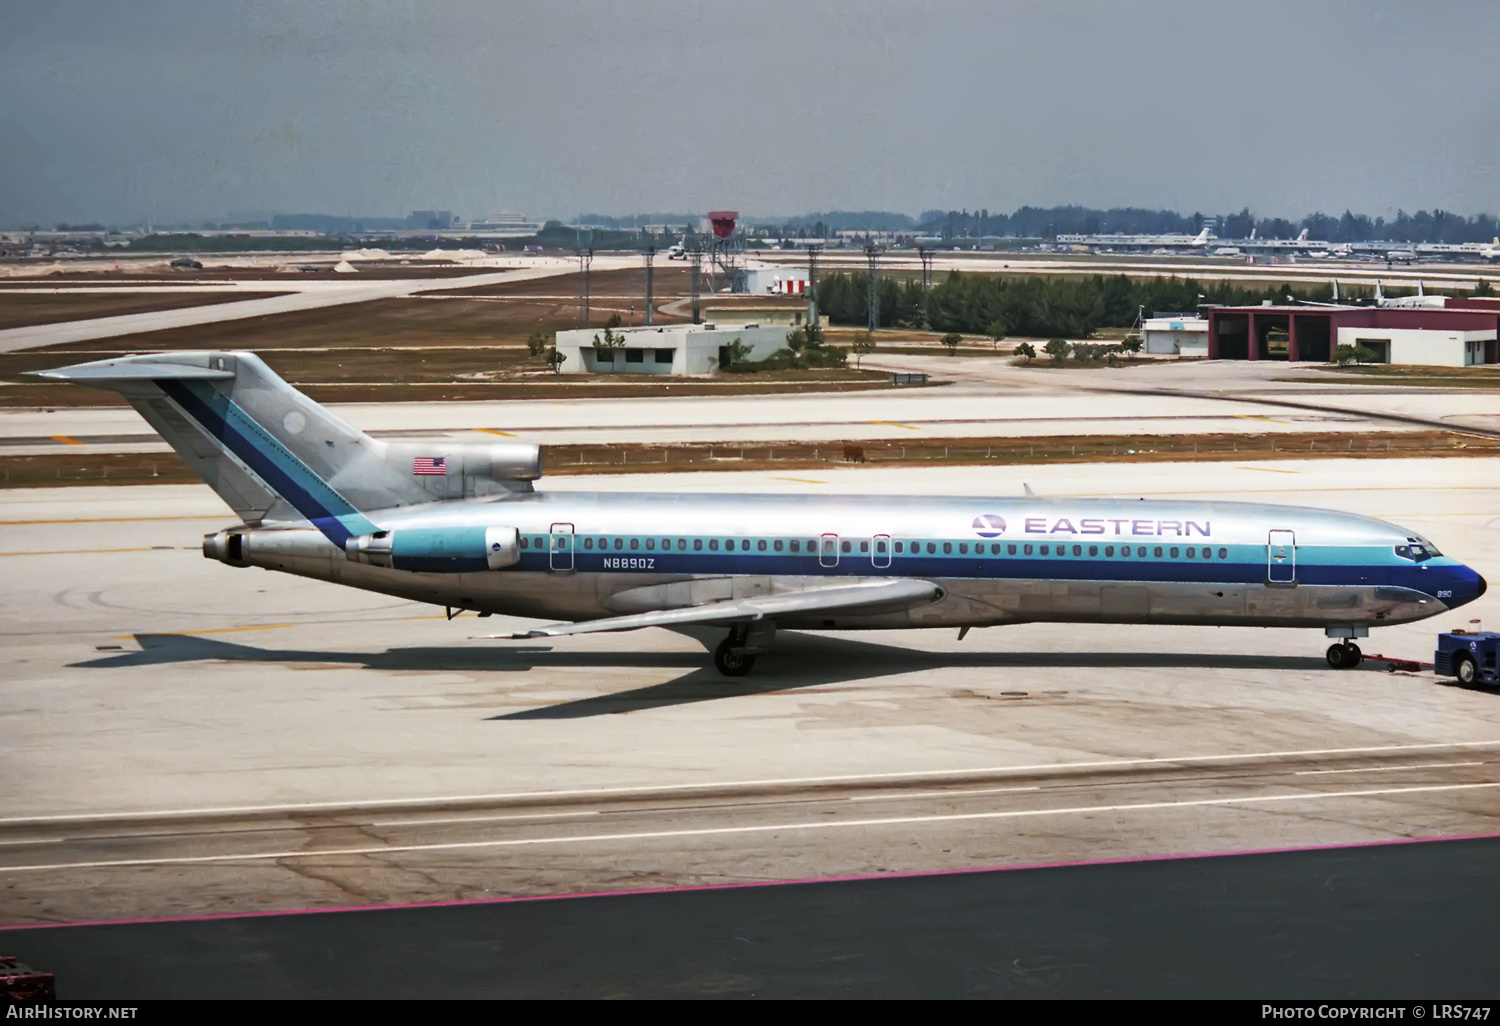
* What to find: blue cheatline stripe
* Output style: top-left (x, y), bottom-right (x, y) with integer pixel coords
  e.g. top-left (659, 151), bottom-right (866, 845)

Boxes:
top-left (157, 380), bottom-right (376, 546)
top-left (505, 550), bottom-right (1448, 593)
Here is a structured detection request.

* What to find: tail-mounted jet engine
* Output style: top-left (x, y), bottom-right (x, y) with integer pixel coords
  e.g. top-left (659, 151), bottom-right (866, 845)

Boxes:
top-left (345, 526), bottom-right (519, 573)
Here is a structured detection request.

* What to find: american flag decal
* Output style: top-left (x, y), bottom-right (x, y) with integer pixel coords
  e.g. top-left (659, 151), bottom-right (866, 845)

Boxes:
top-left (413, 456), bottom-right (447, 476)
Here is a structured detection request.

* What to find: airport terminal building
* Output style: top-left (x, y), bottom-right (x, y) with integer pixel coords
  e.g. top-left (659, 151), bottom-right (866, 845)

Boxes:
top-left (1205, 297), bottom-right (1500, 366)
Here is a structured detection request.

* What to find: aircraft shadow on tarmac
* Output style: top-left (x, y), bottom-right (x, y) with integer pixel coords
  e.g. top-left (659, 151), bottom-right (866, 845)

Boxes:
top-left (74, 631), bottom-right (1334, 720)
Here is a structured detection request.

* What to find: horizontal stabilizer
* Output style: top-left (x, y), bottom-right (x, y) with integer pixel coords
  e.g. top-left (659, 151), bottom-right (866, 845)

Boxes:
top-left (487, 578), bottom-right (943, 639)
top-left (31, 361), bottom-right (235, 384)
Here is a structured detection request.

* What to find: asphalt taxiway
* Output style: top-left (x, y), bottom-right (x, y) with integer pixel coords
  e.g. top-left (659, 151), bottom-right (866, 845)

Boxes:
top-left (1, 458), bottom-right (1497, 930)
top-left (6, 836), bottom-right (1496, 998)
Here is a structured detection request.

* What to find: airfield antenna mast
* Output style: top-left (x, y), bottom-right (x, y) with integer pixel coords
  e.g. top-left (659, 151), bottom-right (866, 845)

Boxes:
top-left (576, 229), bottom-right (594, 328)
top-left (806, 243), bottom-right (820, 328)
top-left (865, 242), bottom-right (881, 333)
top-left (690, 240), bottom-right (703, 324)
top-left (642, 242), bottom-right (656, 326)
top-left (917, 245), bottom-right (934, 329)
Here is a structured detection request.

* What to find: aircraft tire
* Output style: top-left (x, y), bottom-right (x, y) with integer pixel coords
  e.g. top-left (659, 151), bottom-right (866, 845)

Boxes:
top-left (714, 639), bottom-right (756, 677)
top-left (1455, 654), bottom-right (1478, 687)
top-left (1346, 643), bottom-right (1362, 668)
top-left (1326, 644), bottom-right (1348, 670)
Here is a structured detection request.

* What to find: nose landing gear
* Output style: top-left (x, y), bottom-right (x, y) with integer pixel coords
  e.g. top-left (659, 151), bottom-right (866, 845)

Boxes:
top-left (1327, 642), bottom-right (1363, 670)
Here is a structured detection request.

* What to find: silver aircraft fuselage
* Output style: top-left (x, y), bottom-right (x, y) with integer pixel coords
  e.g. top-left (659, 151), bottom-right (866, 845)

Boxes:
top-left (210, 490), bottom-right (1486, 633)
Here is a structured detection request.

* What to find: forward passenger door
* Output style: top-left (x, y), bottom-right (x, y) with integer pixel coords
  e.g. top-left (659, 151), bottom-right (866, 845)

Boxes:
top-left (1267, 529), bottom-right (1296, 585)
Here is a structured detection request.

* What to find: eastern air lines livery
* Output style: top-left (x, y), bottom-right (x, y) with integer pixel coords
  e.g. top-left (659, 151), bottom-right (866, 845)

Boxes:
top-left (38, 352), bottom-right (1487, 676)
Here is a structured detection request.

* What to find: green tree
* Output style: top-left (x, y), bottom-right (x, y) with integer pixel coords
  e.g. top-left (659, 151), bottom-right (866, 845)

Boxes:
top-left (1475, 279), bottom-right (1496, 298)
top-left (525, 330), bottom-right (549, 358)
top-left (592, 324), bottom-right (626, 355)
top-left (603, 312), bottom-right (623, 329)
top-left (941, 332), bottom-right (963, 355)
top-left (724, 337), bottom-right (753, 368)
top-left (851, 330), bottom-right (876, 368)
top-left (785, 325), bottom-right (808, 354)
top-left (1043, 338), bottom-right (1070, 366)
top-left (1013, 341), bottom-right (1036, 363)
top-left (544, 348), bottom-right (567, 374)
top-left (1335, 343), bottom-right (1375, 366)
top-left (986, 320), bottom-right (1007, 346)
top-left (1120, 337), bottom-right (1143, 359)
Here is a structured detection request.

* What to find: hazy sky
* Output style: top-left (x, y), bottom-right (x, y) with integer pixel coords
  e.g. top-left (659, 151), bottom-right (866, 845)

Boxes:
top-left (3, 0), bottom-right (1498, 225)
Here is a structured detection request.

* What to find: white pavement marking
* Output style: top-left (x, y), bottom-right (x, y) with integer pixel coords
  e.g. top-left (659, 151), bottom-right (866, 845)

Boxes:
top-left (6, 782), bottom-right (1495, 874)
top-left (4, 739), bottom-right (1496, 828)
top-left (848, 785), bottom-right (1041, 802)
top-left (1294, 762), bottom-right (1485, 776)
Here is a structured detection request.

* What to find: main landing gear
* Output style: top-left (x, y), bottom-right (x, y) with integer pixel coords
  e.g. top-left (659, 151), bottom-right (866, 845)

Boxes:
top-left (714, 637), bottom-right (756, 677)
top-left (713, 621), bottom-right (775, 677)
top-left (1326, 642), bottom-right (1363, 670)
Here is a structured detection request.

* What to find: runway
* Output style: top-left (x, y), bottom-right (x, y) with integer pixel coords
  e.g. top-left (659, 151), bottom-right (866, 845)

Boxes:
top-left (0, 256), bottom-right (635, 353)
top-left (2, 458), bottom-right (1497, 929)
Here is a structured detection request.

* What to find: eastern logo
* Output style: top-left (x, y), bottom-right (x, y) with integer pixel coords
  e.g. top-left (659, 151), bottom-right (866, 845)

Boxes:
top-left (972, 514), bottom-right (1007, 538)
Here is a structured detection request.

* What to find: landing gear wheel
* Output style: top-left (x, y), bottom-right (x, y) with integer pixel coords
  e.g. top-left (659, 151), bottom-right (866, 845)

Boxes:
top-left (1326, 643), bottom-right (1362, 669)
top-left (1455, 654), bottom-right (1479, 687)
top-left (714, 638), bottom-right (756, 677)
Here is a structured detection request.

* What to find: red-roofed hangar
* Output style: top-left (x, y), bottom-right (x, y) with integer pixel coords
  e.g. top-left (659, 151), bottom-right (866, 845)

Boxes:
top-left (1206, 296), bottom-right (1500, 366)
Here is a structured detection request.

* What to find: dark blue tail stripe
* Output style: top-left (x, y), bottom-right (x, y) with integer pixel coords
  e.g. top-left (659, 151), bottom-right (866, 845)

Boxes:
top-left (157, 379), bottom-right (374, 546)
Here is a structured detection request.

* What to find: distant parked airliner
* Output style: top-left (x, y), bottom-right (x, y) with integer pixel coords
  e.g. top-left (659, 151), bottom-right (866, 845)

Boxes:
top-left (39, 352), bottom-right (1486, 676)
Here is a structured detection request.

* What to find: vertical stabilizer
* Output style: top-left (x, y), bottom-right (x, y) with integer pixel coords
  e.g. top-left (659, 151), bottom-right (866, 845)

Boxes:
top-left (34, 351), bottom-right (540, 542)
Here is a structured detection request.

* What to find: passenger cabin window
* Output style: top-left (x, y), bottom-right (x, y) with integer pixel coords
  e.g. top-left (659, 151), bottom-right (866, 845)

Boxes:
top-left (709, 539), bottom-right (719, 551)
top-left (790, 540), bottom-right (800, 553)
top-left (758, 540), bottom-right (767, 552)
top-left (894, 542), bottom-right (903, 553)
top-left (841, 541), bottom-right (851, 554)
top-left (1218, 547), bottom-right (1227, 559)
top-left (694, 539), bottom-right (703, 551)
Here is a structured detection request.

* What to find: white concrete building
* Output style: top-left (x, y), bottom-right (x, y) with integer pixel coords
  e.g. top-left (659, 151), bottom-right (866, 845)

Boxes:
top-left (1142, 316), bottom-right (1209, 356)
top-left (1335, 325), bottom-right (1497, 367)
top-left (553, 322), bottom-right (791, 376)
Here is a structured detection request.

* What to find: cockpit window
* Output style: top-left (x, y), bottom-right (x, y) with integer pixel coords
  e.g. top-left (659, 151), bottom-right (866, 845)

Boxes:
top-left (1395, 539), bottom-right (1440, 562)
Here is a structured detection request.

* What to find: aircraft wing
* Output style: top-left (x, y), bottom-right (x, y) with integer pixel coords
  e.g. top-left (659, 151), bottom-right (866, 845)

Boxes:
top-left (487, 578), bottom-right (943, 639)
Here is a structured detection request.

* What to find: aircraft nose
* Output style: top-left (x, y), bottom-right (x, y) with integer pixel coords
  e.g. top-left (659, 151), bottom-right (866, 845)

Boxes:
top-left (1478, 573), bottom-right (1488, 599)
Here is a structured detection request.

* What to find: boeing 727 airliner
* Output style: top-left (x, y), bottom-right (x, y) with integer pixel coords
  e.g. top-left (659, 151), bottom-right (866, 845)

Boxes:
top-left (38, 352), bottom-right (1486, 676)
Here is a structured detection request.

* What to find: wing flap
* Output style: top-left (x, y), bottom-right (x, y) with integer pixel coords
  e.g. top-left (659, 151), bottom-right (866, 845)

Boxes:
top-left (489, 578), bottom-right (943, 639)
